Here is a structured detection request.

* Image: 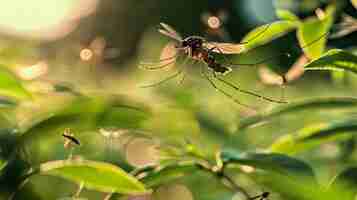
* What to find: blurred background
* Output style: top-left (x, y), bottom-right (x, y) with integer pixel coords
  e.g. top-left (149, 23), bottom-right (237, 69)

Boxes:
top-left (1, 0), bottom-right (357, 199)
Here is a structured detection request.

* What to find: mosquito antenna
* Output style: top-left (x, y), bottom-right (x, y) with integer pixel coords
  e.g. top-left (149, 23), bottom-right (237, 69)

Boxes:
top-left (214, 74), bottom-right (288, 103)
top-left (140, 54), bottom-right (179, 65)
top-left (201, 66), bottom-right (258, 110)
top-left (140, 70), bottom-right (183, 88)
top-left (139, 59), bottom-right (177, 70)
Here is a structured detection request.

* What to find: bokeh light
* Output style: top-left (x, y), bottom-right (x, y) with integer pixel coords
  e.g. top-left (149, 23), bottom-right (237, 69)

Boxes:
top-left (207, 16), bottom-right (222, 29)
top-left (0, 0), bottom-right (99, 40)
top-left (16, 61), bottom-right (48, 80)
top-left (80, 48), bottom-right (94, 61)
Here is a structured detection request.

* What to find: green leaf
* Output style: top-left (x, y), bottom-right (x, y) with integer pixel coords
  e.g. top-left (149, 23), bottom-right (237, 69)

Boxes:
top-left (297, 5), bottom-right (335, 59)
top-left (328, 167), bottom-right (357, 200)
top-left (239, 97), bottom-right (357, 129)
top-left (241, 21), bottom-right (298, 51)
top-left (18, 95), bottom-right (151, 138)
top-left (221, 149), bottom-right (315, 178)
top-left (0, 97), bottom-right (17, 107)
top-left (304, 49), bottom-right (357, 74)
top-left (270, 119), bottom-right (357, 154)
top-left (254, 172), bottom-right (343, 200)
top-left (0, 159), bottom-right (7, 172)
top-left (0, 66), bottom-right (31, 100)
top-left (142, 163), bottom-right (199, 188)
top-left (39, 159), bottom-right (147, 194)
top-left (276, 9), bottom-right (300, 21)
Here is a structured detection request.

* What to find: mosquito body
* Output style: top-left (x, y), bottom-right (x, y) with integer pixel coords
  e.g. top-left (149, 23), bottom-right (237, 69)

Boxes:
top-left (140, 23), bottom-right (248, 70)
top-left (62, 129), bottom-right (81, 148)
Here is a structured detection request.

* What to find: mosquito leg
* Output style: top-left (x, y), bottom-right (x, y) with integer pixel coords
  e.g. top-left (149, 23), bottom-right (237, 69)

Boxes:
top-left (140, 69), bottom-right (183, 88)
top-left (202, 67), bottom-right (258, 110)
top-left (139, 59), bottom-right (177, 70)
top-left (177, 58), bottom-right (191, 85)
top-left (208, 46), bottom-right (232, 66)
top-left (214, 75), bottom-right (288, 104)
top-left (140, 54), bottom-right (179, 65)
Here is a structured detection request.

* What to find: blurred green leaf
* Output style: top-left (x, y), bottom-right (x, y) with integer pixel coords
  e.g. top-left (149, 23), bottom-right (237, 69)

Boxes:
top-left (304, 49), bottom-right (357, 74)
top-left (18, 95), bottom-right (151, 137)
top-left (255, 172), bottom-right (346, 200)
top-left (276, 9), bottom-right (300, 21)
top-left (241, 21), bottom-right (298, 51)
top-left (142, 163), bottom-right (200, 188)
top-left (328, 167), bottom-right (357, 200)
top-left (221, 149), bottom-right (315, 178)
top-left (39, 159), bottom-right (147, 194)
top-left (0, 66), bottom-right (31, 100)
top-left (270, 119), bottom-right (357, 154)
top-left (297, 5), bottom-right (335, 59)
top-left (0, 97), bottom-right (17, 108)
top-left (239, 97), bottom-right (357, 129)
top-left (0, 159), bottom-right (7, 172)
top-left (53, 82), bottom-right (82, 96)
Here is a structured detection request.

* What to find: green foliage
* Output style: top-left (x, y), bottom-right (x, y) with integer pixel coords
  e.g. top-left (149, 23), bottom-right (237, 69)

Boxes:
top-left (276, 9), bottom-right (300, 21)
top-left (304, 49), bottom-right (357, 74)
top-left (142, 164), bottom-right (199, 188)
top-left (239, 97), bottom-right (357, 129)
top-left (270, 119), bottom-right (357, 154)
top-left (0, 159), bottom-right (7, 172)
top-left (38, 159), bottom-right (148, 195)
top-left (1, 1), bottom-right (357, 200)
top-left (297, 4), bottom-right (335, 59)
top-left (0, 65), bottom-right (31, 101)
top-left (329, 167), bottom-right (357, 200)
top-left (241, 21), bottom-right (298, 51)
top-left (221, 149), bottom-right (315, 178)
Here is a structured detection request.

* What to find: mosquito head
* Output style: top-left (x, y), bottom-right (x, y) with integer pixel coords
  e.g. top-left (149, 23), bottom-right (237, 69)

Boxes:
top-left (182, 36), bottom-right (204, 50)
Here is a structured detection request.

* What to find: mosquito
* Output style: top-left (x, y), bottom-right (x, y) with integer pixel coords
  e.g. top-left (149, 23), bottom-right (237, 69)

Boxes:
top-left (139, 23), bottom-right (289, 108)
top-left (62, 128), bottom-right (81, 147)
top-left (140, 22), bottom-right (272, 71)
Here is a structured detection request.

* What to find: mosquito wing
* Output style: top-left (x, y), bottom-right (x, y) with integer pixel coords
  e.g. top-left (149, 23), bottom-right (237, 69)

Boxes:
top-left (159, 42), bottom-right (178, 69)
top-left (159, 23), bottom-right (183, 41)
top-left (204, 42), bottom-right (245, 54)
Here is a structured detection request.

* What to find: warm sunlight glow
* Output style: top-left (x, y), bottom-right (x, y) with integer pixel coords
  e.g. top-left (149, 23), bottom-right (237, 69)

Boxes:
top-left (240, 165), bottom-right (256, 173)
top-left (16, 61), bottom-right (48, 80)
top-left (207, 16), bottom-right (221, 29)
top-left (80, 48), bottom-right (94, 61)
top-left (0, 0), bottom-right (99, 40)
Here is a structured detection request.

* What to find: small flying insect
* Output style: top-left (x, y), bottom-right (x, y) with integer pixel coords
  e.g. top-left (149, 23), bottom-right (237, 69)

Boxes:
top-left (62, 128), bottom-right (80, 148)
top-left (140, 22), bottom-right (272, 70)
top-left (250, 192), bottom-right (270, 200)
top-left (140, 23), bottom-right (287, 108)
